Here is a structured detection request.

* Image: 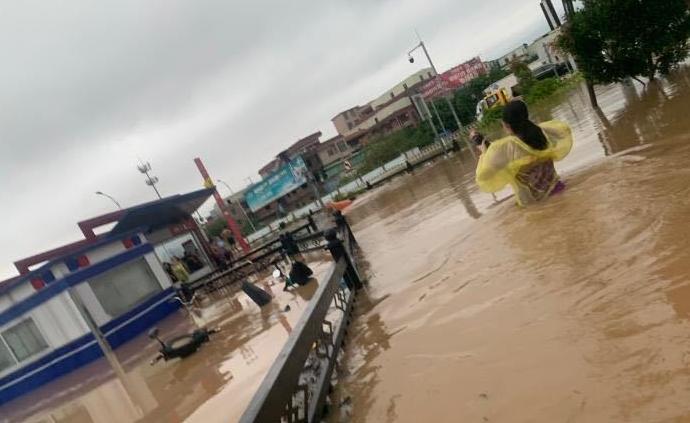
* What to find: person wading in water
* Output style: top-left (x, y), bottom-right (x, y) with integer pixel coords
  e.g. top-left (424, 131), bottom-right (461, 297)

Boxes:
top-left (475, 100), bottom-right (572, 206)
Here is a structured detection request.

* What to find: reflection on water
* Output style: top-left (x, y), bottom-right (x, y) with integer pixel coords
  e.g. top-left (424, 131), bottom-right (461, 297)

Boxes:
top-left (0, 260), bottom-right (332, 423)
top-left (6, 68), bottom-right (690, 422)
top-left (339, 66), bottom-right (690, 422)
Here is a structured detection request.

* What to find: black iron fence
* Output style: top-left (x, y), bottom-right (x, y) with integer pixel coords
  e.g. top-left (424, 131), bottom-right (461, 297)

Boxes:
top-left (190, 219), bottom-right (319, 296)
top-left (239, 214), bottom-right (361, 423)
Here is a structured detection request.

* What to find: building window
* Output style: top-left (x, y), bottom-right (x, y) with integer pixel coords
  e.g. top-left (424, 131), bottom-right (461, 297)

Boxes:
top-left (328, 148), bottom-right (336, 156)
top-left (88, 259), bottom-right (163, 318)
top-left (2, 318), bottom-right (48, 363)
top-left (155, 234), bottom-right (210, 278)
top-left (419, 75), bottom-right (424, 81)
top-left (389, 92), bottom-right (395, 99)
top-left (427, 72), bottom-right (433, 78)
top-left (403, 83), bottom-right (408, 90)
top-left (0, 338), bottom-right (16, 371)
top-left (347, 122), bottom-right (353, 130)
top-left (337, 141), bottom-right (348, 153)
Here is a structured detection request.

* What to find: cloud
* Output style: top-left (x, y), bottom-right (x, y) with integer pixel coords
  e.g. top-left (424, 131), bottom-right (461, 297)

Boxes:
top-left (0, 0), bottom-right (551, 278)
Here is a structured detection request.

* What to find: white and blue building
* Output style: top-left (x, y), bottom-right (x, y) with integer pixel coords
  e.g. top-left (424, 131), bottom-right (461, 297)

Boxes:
top-left (0, 189), bottom-right (216, 405)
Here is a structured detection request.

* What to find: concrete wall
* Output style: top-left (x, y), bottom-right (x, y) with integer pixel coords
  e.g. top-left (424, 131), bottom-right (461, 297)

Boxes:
top-left (332, 108), bottom-right (361, 136)
top-left (317, 137), bottom-right (354, 168)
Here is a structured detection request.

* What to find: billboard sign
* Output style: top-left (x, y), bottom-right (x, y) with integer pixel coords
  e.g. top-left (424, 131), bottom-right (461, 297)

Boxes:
top-left (245, 157), bottom-right (309, 212)
top-left (420, 57), bottom-right (487, 99)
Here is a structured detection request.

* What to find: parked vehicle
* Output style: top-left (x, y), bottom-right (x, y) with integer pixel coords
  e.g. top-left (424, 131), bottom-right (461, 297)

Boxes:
top-left (476, 73), bottom-right (520, 121)
top-left (532, 62), bottom-right (571, 80)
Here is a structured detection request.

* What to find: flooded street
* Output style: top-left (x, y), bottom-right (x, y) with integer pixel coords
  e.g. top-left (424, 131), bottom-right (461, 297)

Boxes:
top-left (338, 68), bottom-right (690, 422)
top-left (0, 258), bottom-right (331, 423)
top-left (3, 69), bottom-right (690, 423)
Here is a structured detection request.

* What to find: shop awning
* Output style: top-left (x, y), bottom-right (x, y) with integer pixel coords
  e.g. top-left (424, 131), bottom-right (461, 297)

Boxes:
top-left (110, 188), bottom-right (215, 235)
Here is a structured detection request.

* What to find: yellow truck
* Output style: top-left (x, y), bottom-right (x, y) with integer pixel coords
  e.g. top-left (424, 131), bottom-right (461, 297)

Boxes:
top-left (475, 73), bottom-right (519, 121)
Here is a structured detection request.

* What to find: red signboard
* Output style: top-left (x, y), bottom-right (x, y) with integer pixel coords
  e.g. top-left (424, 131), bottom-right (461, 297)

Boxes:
top-left (420, 57), bottom-right (487, 99)
top-left (169, 218), bottom-right (198, 237)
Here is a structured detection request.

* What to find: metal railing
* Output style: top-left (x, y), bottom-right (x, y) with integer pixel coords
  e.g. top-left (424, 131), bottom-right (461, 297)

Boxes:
top-left (190, 219), bottom-right (319, 295)
top-left (239, 215), bottom-right (361, 423)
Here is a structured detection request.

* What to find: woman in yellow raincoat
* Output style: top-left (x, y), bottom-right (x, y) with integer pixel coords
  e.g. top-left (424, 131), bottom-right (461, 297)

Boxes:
top-left (475, 100), bottom-right (573, 206)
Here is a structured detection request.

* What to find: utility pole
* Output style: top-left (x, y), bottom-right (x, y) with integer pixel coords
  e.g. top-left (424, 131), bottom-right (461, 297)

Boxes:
top-left (217, 179), bottom-right (258, 232)
top-left (194, 158), bottom-right (251, 252)
top-left (67, 287), bottom-right (128, 381)
top-left (408, 34), bottom-right (477, 159)
top-left (410, 94), bottom-right (440, 138)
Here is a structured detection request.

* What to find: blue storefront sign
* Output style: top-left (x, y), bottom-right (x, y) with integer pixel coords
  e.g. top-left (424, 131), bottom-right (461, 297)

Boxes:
top-left (245, 157), bottom-right (309, 212)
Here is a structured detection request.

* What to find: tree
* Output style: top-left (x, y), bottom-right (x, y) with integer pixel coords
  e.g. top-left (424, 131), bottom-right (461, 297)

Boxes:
top-left (357, 123), bottom-right (435, 174)
top-left (204, 217), bottom-right (227, 239)
top-left (510, 60), bottom-right (536, 94)
top-left (558, 0), bottom-right (690, 104)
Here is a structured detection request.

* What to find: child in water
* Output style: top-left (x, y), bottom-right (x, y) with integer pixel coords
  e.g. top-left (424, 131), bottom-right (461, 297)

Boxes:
top-left (475, 100), bottom-right (572, 206)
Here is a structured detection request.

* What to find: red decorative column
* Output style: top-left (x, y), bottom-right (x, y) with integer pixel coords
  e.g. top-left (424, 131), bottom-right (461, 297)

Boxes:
top-left (194, 157), bottom-right (251, 253)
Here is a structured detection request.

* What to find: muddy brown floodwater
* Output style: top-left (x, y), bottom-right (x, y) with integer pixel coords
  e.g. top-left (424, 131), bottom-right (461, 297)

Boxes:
top-left (336, 68), bottom-right (690, 423)
top-left (0, 257), bottom-right (332, 423)
top-left (3, 69), bottom-right (690, 423)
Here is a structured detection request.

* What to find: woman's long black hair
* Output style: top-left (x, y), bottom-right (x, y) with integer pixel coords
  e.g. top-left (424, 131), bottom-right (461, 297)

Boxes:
top-left (502, 100), bottom-right (548, 150)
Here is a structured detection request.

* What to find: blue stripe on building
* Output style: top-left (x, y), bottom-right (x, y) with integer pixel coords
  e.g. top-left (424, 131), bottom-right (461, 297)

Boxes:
top-left (0, 288), bottom-right (179, 406)
top-left (0, 243), bottom-right (153, 327)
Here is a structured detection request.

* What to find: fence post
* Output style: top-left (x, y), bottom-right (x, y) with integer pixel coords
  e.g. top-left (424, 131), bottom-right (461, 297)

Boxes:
top-left (332, 210), bottom-right (358, 247)
top-left (307, 214), bottom-right (318, 233)
top-left (324, 229), bottom-right (362, 290)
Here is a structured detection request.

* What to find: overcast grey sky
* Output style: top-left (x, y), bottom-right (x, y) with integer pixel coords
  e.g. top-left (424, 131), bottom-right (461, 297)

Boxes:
top-left (0, 0), bottom-right (554, 279)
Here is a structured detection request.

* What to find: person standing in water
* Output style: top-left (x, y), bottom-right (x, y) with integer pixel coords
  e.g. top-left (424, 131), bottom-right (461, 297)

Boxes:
top-left (475, 100), bottom-right (573, 206)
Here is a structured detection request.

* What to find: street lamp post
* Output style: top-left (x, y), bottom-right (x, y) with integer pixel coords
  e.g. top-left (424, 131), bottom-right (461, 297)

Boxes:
top-left (95, 191), bottom-right (122, 209)
top-left (217, 179), bottom-right (257, 233)
top-left (137, 160), bottom-right (162, 199)
top-left (408, 35), bottom-right (477, 159)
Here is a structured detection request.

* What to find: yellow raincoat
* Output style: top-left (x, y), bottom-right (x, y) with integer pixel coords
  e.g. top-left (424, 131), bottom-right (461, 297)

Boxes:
top-left (475, 120), bottom-right (573, 206)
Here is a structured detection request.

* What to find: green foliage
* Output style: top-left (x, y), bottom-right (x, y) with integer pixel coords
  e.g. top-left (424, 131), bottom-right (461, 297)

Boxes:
top-left (451, 67), bottom-right (511, 125)
top-left (511, 61), bottom-right (536, 94)
top-left (558, 0), bottom-right (690, 83)
top-left (241, 221), bottom-right (255, 236)
top-left (345, 67), bottom-right (517, 178)
top-left (523, 78), bottom-right (565, 104)
top-left (357, 123), bottom-right (435, 174)
top-left (206, 216), bottom-right (257, 237)
top-left (424, 67), bottom-right (512, 130)
top-left (477, 105), bottom-right (505, 134)
top-left (204, 218), bottom-right (227, 239)
top-left (477, 75), bottom-right (582, 134)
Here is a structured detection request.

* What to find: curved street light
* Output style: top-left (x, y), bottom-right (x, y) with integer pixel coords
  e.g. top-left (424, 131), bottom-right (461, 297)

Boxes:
top-left (95, 191), bottom-right (122, 209)
top-left (408, 33), bottom-right (477, 159)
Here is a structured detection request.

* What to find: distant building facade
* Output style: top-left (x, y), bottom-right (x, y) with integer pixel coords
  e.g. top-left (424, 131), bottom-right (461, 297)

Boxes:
top-left (487, 44), bottom-right (534, 70)
top-left (330, 68), bottom-right (434, 138)
top-left (209, 188), bottom-right (254, 233)
top-left (527, 28), bottom-right (566, 67)
top-left (258, 131), bottom-right (322, 178)
top-left (418, 57), bottom-right (488, 99)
